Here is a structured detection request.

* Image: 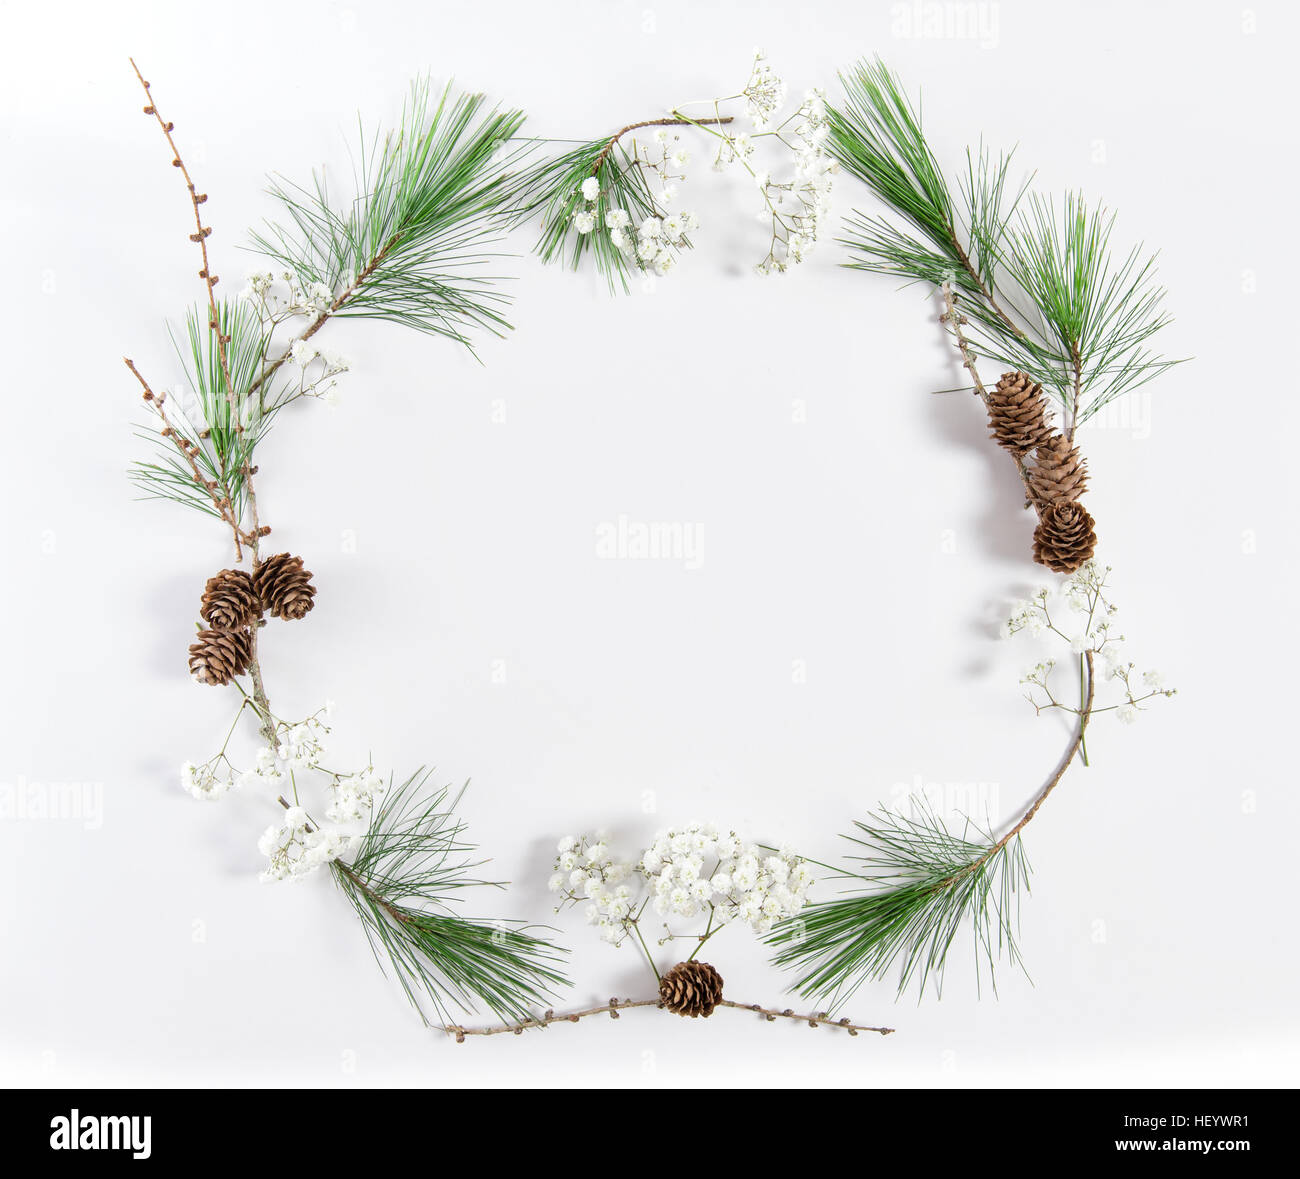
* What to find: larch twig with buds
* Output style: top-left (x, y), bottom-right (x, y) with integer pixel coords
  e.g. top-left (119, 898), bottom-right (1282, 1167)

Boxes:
top-left (442, 998), bottom-right (893, 1042)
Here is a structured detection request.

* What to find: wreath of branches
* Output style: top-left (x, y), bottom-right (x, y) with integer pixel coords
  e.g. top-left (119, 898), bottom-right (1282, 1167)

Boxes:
top-left (124, 54), bottom-right (1176, 1040)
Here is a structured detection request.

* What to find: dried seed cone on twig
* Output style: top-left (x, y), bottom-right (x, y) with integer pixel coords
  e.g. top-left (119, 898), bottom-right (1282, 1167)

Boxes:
top-left (987, 372), bottom-right (1054, 455)
top-left (187, 627), bottom-right (253, 686)
top-left (252, 553), bottom-right (316, 621)
top-left (659, 960), bottom-right (724, 1018)
top-left (1028, 434), bottom-right (1088, 506)
top-left (1033, 502), bottom-right (1098, 573)
top-left (199, 568), bottom-right (261, 630)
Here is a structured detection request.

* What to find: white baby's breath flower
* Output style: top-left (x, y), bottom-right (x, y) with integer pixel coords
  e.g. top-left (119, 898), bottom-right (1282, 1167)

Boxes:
top-left (289, 339), bottom-right (317, 367)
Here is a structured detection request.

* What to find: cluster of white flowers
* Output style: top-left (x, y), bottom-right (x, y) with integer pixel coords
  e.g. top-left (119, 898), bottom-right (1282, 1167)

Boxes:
top-left (256, 806), bottom-right (352, 883)
top-left (1006, 561), bottom-right (1175, 725)
top-left (180, 703), bottom-right (335, 802)
top-left (571, 174), bottom-right (700, 278)
top-left (238, 272), bottom-right (350, 405)
top-left (278, 712), bottom-right (329, 771)
top-left (239, 744), bottom-right (286, 789)
top-left (709, 53), bottom-right (835, 273)
top-left (178, 700), bottom-right (398, 883)
top-left (548, 833), bottom-right (637, 945)
top-left (549, 821), bottom-right (814, 949)
top-left (180, 759), bottom-right (232, 801)
top-left (743, 48), bottom-right (787, 128)
top-left (560, 51), bottom-right (832, 281)
top-left (325, 767), bottom-right (386, 823)
top-left (288, 338), bottom-right (349, 374)
top-left (239, 270), bottom-right (335, 318)
top-left (643, 825), bottom-right (813, 935)
top-left (778, 88), bottom-right (835, 267)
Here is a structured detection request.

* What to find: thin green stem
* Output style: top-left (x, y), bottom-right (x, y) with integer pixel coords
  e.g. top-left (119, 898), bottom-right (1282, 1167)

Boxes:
top-left (1078, 653), bottom-right (1090, 766)
top-left (630, 920), bottom-right (661, 983)
top-left (686, 909), bottom-right (720, 962)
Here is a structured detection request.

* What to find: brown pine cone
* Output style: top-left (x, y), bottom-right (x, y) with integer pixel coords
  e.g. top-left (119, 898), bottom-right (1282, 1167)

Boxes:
top-left (252, 553), bottom-right (316, 621)
top-left (1033, 502), bottom-right (1098, 573)
top-left (187, 627), bottom-right (253, 686)
top-left (199, 568), bottom-right (261, 630)
top-left (1028, 434), bottom-right (1089, 506)
top-left (987, 372), bottom-right (1054, 455)
top-left (659, 960), bottom-right (724, 1018)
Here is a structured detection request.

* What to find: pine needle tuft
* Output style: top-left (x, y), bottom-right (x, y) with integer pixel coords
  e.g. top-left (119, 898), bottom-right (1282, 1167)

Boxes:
top-left (331, 770), bottom-right (568, 1026)
top-left (767, 803), bottom-right (1031, 1009)
top-left (829, 57), bottom-right (1181, 430)
top-left (252, 80), bottom-right (528, 347)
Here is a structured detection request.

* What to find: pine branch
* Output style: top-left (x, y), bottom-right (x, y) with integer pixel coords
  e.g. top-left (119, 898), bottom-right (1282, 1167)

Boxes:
top-left (510, 136), bottom-right (663, 293)
top-left (331, 771), bottom-right (569, 1026)
top-left (771, 653), bottom-right (1094, 1007)
top-left (829, 58), bottom-right (1180, 432)
top-left (509, 116), bottom-right (728, 293)
top-left (250, 78), bottom-right (528, 371)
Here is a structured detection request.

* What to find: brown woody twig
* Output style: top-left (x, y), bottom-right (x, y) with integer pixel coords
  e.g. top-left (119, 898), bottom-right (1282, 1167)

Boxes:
top-left (127, 57), bottom-right (269, 565)
top-left (938, 280), bottom-right (1038, 509)
top-left (590, 115), bottom-right (734, 176)
top-left (441, 998), bottom-right (893, 1042)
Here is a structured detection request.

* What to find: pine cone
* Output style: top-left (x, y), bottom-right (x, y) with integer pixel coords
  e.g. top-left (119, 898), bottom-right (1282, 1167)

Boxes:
top-left (987, 372), bottom-right (1054, 455)
top-left (1033, 502), bottom-right (1098, 573)
top-left (253, 553), bottom-right (316, 621)
top-left (199, 568), bottom-right (261, 630)
top-left (1028, 434), bottom-right (1088, 506)
top-left (187, 627), bottom-right (253, 686)
top-left (659, 960), bottom-right (724, 1018)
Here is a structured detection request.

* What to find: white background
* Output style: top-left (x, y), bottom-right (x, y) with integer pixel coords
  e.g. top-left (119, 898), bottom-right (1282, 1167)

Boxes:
top-left (1, 0), bottom-right (1296, 1088)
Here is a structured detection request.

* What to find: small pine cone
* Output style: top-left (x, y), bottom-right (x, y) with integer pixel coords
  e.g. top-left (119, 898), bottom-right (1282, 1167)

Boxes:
top-left (987, 372), bottom-right (1054, 455)
top-left (199, 568), bottom-right (261, 630)
top-left (253, 553), bottom-right (316, 621)
top-left (1033, 502), bottom-right (1098, 573)
top-left (187, 627), bottom-right (253, 686)
top-left (658, 960), bottom-right (724, 1018)
top-left (1028, 434), bottom-right (1089, 506)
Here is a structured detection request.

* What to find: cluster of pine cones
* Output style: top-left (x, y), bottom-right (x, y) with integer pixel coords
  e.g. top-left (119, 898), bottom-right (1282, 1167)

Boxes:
top-left (986, 372), bottom-right (1097, 573)
top-left (187, 553), bottom-right (316, 685)
top-left (658, 960), bottom-right (725, 1018)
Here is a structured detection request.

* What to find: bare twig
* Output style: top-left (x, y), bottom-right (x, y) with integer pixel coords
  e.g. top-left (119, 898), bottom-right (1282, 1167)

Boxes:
top-left (591, 116), bottom-right (733, 176)
top-left (716, 1000), bottom-right (894, 1035)
top-left (939, 649), bottom-right (1094, 892)
top-left (442, 997), bottom-right (893, 1041)
top-left (124, 357), bottom-right (250, 550)
top-left (128, 58), bottom-right (268, 565)
top-left (128, 59), bottom-right (280, 738)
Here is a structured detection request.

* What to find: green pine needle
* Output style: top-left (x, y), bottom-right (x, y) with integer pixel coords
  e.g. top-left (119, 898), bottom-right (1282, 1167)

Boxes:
top-left (130, 299), bottom-right (266, 520)
top-left (509, 134), bottom-right (684, 293)
top-left (251, 79), bottom-right (528, 347)
top-left (767, 804), bottom-right (1030, 1009)
top-left (829, 57), bottom-right (1181, 427)
top-left (331, 770), bottom-right (569, 1026)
